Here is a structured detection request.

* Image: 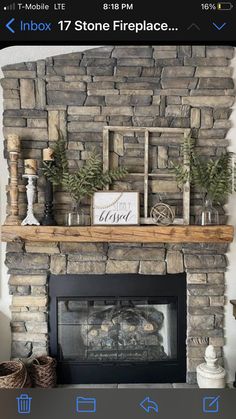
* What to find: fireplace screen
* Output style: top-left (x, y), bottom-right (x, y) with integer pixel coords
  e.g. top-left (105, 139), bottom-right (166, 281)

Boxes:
top-left (58, 298), bottom-right (177, 362)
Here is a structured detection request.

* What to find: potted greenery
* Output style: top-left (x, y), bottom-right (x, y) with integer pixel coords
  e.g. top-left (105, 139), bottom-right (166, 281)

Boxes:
top-left (172, 136), bottom-right (233, 225)
top-left (43, 132), bottom-right (128, 225)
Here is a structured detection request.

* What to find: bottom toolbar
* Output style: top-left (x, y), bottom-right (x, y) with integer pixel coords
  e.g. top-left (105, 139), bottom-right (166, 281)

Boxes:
top-left (0, 389), bottom-right (235, 419)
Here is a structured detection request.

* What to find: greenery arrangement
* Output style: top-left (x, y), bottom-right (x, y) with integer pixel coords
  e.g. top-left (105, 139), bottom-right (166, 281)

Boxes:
top-left (42, 131), bottom-right (128, 203)
top-left (172, 135), bottom-right (233, 205)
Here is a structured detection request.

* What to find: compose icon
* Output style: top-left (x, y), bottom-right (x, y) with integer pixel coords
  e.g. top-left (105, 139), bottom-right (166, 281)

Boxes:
top-left (16, 394), bottom-right (32, 415)
top-left (140, 397), bottom-right (159, 413)
top-left (76, 397), bottom-right (97, 413)
top-left (203, 396), bottom-right (220, 414)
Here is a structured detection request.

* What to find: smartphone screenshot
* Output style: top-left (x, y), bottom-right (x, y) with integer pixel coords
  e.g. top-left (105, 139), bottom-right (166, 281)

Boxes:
top-left (0, 1), bottom-right (235, 418)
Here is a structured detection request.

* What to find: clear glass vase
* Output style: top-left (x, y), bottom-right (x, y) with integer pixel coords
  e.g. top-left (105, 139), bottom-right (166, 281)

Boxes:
top-left (65, 201), bottom-right (85, 226)
top-left (196, 198), bottom-right (219, 226)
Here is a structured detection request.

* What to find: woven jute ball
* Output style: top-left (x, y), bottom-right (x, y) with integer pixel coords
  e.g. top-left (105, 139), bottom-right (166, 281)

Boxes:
top-left (30, 356), bottom-right (57, 388)
top-left (0, 361), bottom-right (30, 388)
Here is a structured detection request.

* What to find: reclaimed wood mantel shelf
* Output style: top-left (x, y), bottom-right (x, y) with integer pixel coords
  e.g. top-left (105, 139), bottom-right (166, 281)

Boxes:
top-left (0, 225), bottom-right (234, 243)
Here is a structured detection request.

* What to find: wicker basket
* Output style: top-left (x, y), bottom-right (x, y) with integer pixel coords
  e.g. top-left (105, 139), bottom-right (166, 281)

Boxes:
top-left (0, 361), bottom-right (30, 388)
top-left (30, 356), bottom-right (57, 388)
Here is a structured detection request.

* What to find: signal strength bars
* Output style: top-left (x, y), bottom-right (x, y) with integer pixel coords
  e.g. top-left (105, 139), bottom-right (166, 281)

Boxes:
top-left (4, 3), bottom-right (16, 10)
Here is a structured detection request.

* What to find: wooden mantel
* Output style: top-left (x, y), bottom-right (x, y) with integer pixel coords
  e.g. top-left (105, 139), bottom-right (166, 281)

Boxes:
top-left (0, 225), bottom-right (234, 243)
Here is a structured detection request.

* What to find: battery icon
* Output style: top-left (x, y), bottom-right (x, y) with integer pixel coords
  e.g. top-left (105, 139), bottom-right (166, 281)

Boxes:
top-left (217, 2), bottom-right (233, 10)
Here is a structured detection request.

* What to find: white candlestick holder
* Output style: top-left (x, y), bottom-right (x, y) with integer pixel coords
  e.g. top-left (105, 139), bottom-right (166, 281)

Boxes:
top-left (21, 175), bottom-right (40, 226)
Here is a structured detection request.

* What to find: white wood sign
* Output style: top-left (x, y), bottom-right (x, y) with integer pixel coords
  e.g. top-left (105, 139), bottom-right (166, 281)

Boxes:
top-left (92, 192), bottom-right (140, 225)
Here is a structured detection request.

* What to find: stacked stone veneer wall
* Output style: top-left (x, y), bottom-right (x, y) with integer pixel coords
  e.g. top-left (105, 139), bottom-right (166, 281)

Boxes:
top-left (1, 45), bottom-right (235, 383)
top-left (1, 45), bottom-right (235, 222)
top-left (6, 241), bottom-right (227, 384)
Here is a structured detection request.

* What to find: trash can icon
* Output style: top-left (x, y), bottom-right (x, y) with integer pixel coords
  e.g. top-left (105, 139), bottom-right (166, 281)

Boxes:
top-left (16, 394), bottom-right (32, 414)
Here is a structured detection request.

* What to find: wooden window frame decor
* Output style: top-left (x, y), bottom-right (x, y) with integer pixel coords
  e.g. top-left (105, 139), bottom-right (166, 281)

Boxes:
top-left (103, 126), bottom-right (191, 225)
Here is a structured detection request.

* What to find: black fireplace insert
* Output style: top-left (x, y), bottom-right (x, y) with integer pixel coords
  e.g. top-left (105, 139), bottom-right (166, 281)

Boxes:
top-left (49, 274), bottom-right (186, 384)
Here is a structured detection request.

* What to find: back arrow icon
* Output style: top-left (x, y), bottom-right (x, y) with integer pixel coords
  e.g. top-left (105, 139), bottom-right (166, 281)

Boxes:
top-left (6, 18), bottom-right (15, 33)
top-left (140, 397), bottom-right (159, 413)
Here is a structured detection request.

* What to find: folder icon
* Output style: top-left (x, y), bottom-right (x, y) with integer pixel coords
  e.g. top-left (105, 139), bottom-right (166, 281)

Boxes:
top-left (76, 397), bottom-right (97, 413)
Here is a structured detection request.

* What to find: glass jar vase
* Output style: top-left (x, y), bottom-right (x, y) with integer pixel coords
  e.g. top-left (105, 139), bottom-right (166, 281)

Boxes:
top-left (196, 198), bottom-right (219, 226)
top-left (65, 202), bottom-right (85, 226)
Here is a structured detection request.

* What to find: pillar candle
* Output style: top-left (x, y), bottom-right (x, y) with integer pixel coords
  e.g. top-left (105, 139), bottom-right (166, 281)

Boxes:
top-left (7, 134), bottom-right (20, 153)
top-left (24, 159), bottom-right (37, 175)
top-left (43, 147), bottom-right (54, 161)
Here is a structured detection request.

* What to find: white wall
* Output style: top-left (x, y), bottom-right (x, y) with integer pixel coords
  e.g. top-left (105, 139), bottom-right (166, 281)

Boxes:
top-left (0, 45), bottom-right (235, 383)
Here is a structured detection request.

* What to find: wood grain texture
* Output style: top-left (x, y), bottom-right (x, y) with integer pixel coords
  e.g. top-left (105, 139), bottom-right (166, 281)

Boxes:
top-left (1, 225), bottom-right (234, 243)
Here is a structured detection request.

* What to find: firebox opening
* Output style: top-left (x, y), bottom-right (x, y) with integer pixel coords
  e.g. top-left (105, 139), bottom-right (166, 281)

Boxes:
top-left (49, 274), bottom-right (186, 384)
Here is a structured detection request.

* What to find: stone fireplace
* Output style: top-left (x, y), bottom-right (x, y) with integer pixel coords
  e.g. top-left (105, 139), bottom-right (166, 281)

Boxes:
top-left (1, 45), bottom-right (234, 384)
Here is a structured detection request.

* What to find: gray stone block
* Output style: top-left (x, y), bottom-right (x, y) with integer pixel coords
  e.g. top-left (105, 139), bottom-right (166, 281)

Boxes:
top-left (139, 261), bottom-right (166, 275)
top-left (3, 99), bottom-right (20, 109)
top-left (134, 106), bottom-right (160, 116)
top-left (189, 314), bottom-right (215, 330)
top-left (105, 95), bottom-right (131, 106)
top-left (154, 50), bottom-right (177, 59)
top-left (188, 285), bottom-right (225, 296)
top-left (195, 66), bottom-right (232, 77)
top-left (206, 46), bottom-right (234, 59)
top-left (112, 46), bottom-right (153, 58)
top-left (68, 121), bottom-right (105, 132)
top-left (178, 46), bottom-right (192, 58)
top-left (47, 91), bottom-right (86, 106)
top-left (3, 70), bottom-right (36, 78)
top-left (4, 126), bottom-right (47, 141)
top-left (85, 96), bottom-right (105, 106)
top-left (131, 96), bottom-right (153, 106)
top-left (161, 78), bottom-right (198, 89)
top-left (108, 247), bottom-right (165, 261)
top-left (3, 90), bottom-right (19, 99)
top-left (191, 108), bottom-right (201, 128)
top-left (102, 106), bottom-right (133, 116)
top-left (80, 58), bottom-right (115, 67)
top-left (3, 117), bottom-right (26, 127)
top-left (60, 242), bottom-right (106, 254)
top-left (0, 78), bottom-right (19, 90)
top-left (192, 46), bottom-right (206, 57)
top-left (47, 66), bottom-right (86, 76)
top-left (184, 57), bottom-right (228, 66)
top-left (182, 96), bottom-right (235, 107)
top-left (201, 109), bottom-right (213, 129)
top-left (162, 67), bottom-right (195, 77)
top-left (166, 251), bottom-right (184, 273)
top-left (4, 110), bottom-right (47, 118)
top-left (118, 58), bottom-right (154, 66)
top-left (198, 77), bottom-right (234, 89)
top-left (155, 59), bottom-right (184, 66)
top-left (116, 67), bottom-right (142, 76)
top-left (5, 253), bottom-right (49, 271)
top-left (50, 255), bottom-right (66, 275)
top-left (67, 261), bottom-right (106, 274)
top-left (87, 66), bottom-right (113, 76)
top-left (83, 46), bottom-right (114, 57)
top-left (106, 260), bottom-right (139, 274)
top-left (47, 81), bottom-right (86, 91)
